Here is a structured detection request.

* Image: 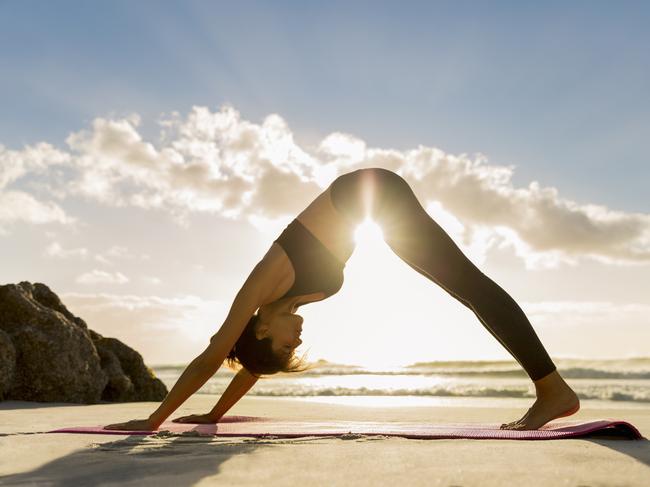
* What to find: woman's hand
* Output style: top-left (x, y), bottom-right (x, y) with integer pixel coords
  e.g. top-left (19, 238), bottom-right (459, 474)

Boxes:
top-left (103, 418), bottom-right (158, 431)
top-left (171, 413), bottom-right (219, 424)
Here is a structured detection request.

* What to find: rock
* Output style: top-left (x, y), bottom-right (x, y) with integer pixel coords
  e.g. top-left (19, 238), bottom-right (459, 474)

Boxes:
top-left (94, 335), bottom-right (168, 402)
top-left (0, 282), bottom-right (105, 403)
top-left (0, 282), bottom-right (168, 403)
top-left (0, 329), bottom-right (16, 399)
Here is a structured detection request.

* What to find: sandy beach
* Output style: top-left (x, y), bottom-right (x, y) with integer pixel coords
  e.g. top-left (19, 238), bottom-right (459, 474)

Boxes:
top-left (1, 396), bottom-right (648, 486)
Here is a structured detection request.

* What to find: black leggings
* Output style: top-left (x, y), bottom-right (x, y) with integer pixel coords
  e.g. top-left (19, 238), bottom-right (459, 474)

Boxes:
top-left (330, 167), bottom-right (557, 381)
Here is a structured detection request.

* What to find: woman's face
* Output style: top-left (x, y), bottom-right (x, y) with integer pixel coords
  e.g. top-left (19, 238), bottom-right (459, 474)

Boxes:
top-left (256, 303), bottom-right (303, 357)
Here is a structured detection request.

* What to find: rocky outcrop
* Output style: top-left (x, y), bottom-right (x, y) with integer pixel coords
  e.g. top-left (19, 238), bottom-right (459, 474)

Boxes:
top-left (0, 282), bottom-right (168, 403)
top-left (0, 329), bottom-right (16, 400)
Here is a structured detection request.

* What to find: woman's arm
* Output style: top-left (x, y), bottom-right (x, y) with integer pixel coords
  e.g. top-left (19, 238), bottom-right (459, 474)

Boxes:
top-left (105, 252), bottom-right (282, 431)
top-left (145, 356), bottom-right (221, 428)
top-left (172, 367), bottom-right (260, 423)
top-left (104, 285), bottom-right (260, 431)
top-left (145, 284), bottom-right (263, 429)
top-left (207, 367), bottom-right (260, 419)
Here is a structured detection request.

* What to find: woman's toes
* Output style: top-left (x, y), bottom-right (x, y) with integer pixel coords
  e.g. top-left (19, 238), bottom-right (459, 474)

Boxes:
top-left (501, 419), bottom-right (520, 427)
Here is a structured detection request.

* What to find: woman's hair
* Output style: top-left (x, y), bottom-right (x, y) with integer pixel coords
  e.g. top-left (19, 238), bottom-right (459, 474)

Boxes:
top-left (225, 312), bottom-right (310, 378)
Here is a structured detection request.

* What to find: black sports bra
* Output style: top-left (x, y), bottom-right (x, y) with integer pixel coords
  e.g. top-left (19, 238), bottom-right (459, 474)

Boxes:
top-left (273, 219), bottom-right (345, 301)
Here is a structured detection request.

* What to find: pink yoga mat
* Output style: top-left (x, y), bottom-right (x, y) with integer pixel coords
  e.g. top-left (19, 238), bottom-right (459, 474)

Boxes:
top-left (47, 415), bottom-right (645, 440)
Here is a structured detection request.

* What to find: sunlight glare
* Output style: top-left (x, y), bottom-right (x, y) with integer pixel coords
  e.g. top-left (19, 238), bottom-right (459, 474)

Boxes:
top-left (354, 218), bottom-right (384, 246)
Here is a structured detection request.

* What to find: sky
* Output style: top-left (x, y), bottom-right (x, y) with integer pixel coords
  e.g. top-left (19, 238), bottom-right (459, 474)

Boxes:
top-left (1, 1), bottom-right (649, 368)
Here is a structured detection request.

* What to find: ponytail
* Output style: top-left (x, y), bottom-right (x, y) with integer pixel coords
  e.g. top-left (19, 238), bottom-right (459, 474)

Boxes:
top-left (227, 344), bottom-right (237, 361)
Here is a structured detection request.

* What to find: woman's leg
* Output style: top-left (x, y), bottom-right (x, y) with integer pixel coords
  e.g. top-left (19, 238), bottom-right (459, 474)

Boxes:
top-left (331, 167), bottom-right (579, 428)
top-left (332, 167), bottom-right (557, 380)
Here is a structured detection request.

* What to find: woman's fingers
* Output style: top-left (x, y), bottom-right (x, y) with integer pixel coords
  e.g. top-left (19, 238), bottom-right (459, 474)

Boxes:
top-left (171, 414), bottom-right (215, 424)
top-left (103, 418), bottom-right (155, 431)
top-left (104, 422), bottom-right (133, 430)
top-left (172, 414), bottom-right (199, 423)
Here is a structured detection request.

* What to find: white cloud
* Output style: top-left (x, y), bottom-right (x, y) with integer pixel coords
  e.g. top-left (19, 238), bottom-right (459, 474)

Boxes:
top-left (105, 245), bottom-right (130, 258)
top-left (0, 142), bottom-right (71, 190)
top-left (44, 242), bottom-right (137, 267)
top-left (61, 291), bottom-right (227, 364)
top-left (0, 190), bottom-right (73, 226)
top-left (1, 104), bottom-right (649, 268)
top-left (141, 276), bottom-right (161, 285)
top-left (76, 270), bottom-right (129, 285)
top-left (61, 105), bottom-right (323, 219)
top-left (318, 132), bottom-right (366, 162)
top-left (522, 300), bottom-right (650, 328)
top-left (94, 254), bottom-right (112, 265)
top-left (0, 143), bottom-right (74, 232)
top-left (93, 245), bottom-right (136, 266)
top-left (44, 241), bottom-right (89, 259)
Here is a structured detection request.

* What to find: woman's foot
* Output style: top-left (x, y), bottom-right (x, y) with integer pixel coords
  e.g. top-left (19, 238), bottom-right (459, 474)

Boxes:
top-left (500, 370), bottom-right (580, 430)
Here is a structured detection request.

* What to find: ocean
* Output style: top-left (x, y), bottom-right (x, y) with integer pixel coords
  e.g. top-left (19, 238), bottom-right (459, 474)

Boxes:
top-left (151, 357), bottom-right (650, 409)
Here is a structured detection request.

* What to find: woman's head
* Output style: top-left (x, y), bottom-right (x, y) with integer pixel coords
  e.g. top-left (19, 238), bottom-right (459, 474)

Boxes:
top-left (226, 301), bottom-right (309, 378)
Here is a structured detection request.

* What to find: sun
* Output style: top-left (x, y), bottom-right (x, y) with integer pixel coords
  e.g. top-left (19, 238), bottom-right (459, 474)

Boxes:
top-left (353, 218), bottom-right (385, 246)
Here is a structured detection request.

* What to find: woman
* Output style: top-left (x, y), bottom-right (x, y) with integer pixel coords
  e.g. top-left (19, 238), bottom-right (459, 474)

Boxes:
top-left (105, 167), bottom-right (580, 432)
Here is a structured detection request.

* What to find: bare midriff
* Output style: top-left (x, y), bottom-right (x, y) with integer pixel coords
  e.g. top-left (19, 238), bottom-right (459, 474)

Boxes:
top-left (263, 184), bottom-right (355, 306)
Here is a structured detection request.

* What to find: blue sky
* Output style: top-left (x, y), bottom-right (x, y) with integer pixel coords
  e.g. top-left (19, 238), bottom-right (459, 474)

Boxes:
top-left (1, 1), bottom-right (649, 365)
top-left (2, 0), bottom-right (648, 211)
